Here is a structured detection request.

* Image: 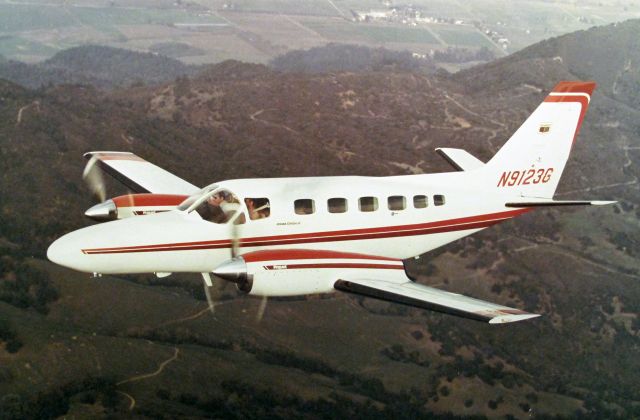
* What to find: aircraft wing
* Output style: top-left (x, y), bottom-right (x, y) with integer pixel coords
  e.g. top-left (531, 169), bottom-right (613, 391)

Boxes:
top-left (334, 277), bottom-right (539, 324)
top-left (84, 151), bottom-right (200, 195)
top-left (226, 249), bottom-right (539, 324)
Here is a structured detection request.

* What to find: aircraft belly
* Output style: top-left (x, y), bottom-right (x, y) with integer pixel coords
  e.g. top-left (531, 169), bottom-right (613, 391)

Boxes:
top-left (85, 248), bottom-right (227, 274)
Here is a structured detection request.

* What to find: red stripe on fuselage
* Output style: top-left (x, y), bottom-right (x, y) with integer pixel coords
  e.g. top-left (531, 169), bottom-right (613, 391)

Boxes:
top-left (263, 263), bottom-right (404, 270)
top-left (82, 208), bottom-right (530, 255)
top-left (244, 249), bottom-right (401, 263)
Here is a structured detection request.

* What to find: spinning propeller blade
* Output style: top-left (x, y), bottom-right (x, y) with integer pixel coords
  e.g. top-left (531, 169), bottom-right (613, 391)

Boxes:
top-left (256, 296), bottom-right (268, 322)
top-left (202, 273), bottom-right (216, 315)
top-left (82, 155), bottom-right (107, 203)
top-left (204, 209), bottom-right (268, 321)
top-left (230, 215), bottom-right (240, 259)
top-left (201, 211), bottom-right (244, 315)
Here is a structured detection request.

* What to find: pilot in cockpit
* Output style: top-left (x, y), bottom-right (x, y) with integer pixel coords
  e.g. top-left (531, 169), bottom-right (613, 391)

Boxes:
top-left (198, 191), bottom-right (240, 223)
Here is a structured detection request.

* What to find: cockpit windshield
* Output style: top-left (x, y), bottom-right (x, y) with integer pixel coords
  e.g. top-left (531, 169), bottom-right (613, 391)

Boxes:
top-left (177, 184), bottom-right (219, 211)
top-left (178, 185), bottom-right (271, 224)
top-left (180, 186), bottom-right (246, 224)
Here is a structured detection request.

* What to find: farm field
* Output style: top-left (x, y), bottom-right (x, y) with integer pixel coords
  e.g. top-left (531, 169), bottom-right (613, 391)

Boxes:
top-left (304, 21), bottom-right (441, 45)
top-left (432, 25), bottom-right (494, 48)
top-left (421, 0), bottom-right (640, 51)
top-left (0, 1), bottom-right (229, 62)
top-left (3, 0), bottom-right (640, 65)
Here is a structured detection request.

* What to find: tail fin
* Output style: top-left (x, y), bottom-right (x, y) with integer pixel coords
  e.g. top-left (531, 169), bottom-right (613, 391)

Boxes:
top-left (483, 81), bottom-right (595, 198)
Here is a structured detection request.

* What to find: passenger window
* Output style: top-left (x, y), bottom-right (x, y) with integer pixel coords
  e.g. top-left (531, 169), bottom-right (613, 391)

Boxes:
top-left (359, 196), bottom-right (378, 212)
top-left (294, 199), bottom-right (315, 215)
top-left (413, 195), bottom-right (428, 208)
top-left (434, 195), bottom-right (445, 206)
top-left (245, 197), bottom-right (270, 220)
top-left (388, 196), bottom-right (406, 211)
top-left (328, 198), bottom-right (348, 213)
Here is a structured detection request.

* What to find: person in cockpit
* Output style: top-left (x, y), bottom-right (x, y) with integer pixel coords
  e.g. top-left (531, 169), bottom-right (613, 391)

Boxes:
top-left (198, 191), bottom-right (240, 223)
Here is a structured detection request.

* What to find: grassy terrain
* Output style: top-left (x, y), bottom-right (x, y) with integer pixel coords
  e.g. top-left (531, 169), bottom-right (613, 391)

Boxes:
top-left (0, 2), bottom-right (227, 61)
top-left (0, 3), bottom-right (226, 32)
top-left (432, 25), bottom-right (494, 48)
top-left (0, 36), bottom-right (59, 60)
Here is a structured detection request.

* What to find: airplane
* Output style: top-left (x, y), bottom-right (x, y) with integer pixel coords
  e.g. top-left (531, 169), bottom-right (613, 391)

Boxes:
top-left (47, 81), bottom-right (614, 324)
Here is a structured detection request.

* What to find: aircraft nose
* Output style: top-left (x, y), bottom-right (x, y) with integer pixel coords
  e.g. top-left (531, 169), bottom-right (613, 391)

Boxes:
top-left (47, 210), bottom-right (210, 275)
top-left (47, 232), bottom-right (83, 270)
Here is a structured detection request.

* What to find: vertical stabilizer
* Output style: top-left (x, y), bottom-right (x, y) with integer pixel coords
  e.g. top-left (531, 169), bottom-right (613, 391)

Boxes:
top-left (483, 81), bottom-right (595, 198)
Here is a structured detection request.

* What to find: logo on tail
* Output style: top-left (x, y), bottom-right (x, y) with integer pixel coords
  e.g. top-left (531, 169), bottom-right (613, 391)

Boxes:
top-left (484, 81), bottom-right (596, 198)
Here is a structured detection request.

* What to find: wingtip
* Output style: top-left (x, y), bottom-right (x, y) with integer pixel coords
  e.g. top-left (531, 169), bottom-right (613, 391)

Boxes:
top-left (83, 151), bottom-right (135, 159)
top-left (489, 313), bottom-right (541, 324)
top-left (590, 200), bottom-right (617, 206)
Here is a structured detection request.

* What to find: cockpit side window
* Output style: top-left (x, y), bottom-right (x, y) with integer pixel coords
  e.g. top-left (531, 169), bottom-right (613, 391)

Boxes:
top-left (245, 198), bottom-right (270, 220)
top-left (194, 189), bottom-right (245, 224)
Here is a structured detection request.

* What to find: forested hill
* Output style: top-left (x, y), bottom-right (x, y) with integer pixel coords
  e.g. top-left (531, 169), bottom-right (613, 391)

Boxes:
top-left (0, 43), bottom-right (485, 91)
top-left (454, 19), bottom-right (640, 109)
top-left (0, 45), bottom-right (198, 90)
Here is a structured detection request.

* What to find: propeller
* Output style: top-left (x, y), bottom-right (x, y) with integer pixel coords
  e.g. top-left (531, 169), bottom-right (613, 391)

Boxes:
top-left (201, 272), bottom-right (216, 315)
top-left (204, 205), bottom-right (269, 321)
top-left (229, 210), bottom-right (269, 322)
top-left (82, 155), bottom-right (120, 221)
top-left (201, 207), bottom-right (244, 316)
top-left (230, 212), bottom-right (241, 258)
top-left (82, 155), bottom-right (107, 203)
top-left (256, 295), bottom-right (268, 322)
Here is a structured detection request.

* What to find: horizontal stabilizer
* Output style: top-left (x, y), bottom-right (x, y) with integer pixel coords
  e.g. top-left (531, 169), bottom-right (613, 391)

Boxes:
top-left (435, 148), bottom-right (484, 171)
top-left (506, 200), bottom-right (617, 208)
top-left (334, 278), bottom-right (539, 324)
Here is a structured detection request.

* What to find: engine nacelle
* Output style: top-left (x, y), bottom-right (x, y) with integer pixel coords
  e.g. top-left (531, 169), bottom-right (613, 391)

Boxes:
top-left (85, 194), bottom-right (188, 221)
top-left (212, 249), bottom-right (406, 297)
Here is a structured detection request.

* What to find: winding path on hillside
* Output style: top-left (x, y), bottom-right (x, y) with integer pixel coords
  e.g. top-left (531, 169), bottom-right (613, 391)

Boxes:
top-left (116, 391), bottom-right (136, 411)
top-left (16, 101), bottom-right (40, 125)
top-left (250, 109), bottom-right (300, 135)
top-left (117, 347), bottom-right (180, 386)
top-left (114, 298), bottom-right (239, 410)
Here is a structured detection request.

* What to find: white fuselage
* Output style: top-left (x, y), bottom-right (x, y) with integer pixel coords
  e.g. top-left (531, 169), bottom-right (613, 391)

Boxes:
top-left (47, 172), bottom-right (526, 275)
